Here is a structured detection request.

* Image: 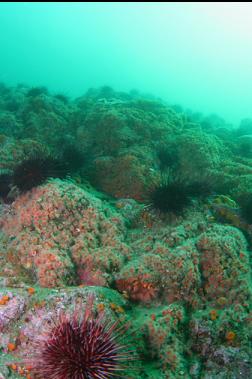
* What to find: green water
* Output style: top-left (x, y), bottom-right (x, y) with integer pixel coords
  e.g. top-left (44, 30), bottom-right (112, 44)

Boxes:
top-left (0, 2), bottom-right (252, 124)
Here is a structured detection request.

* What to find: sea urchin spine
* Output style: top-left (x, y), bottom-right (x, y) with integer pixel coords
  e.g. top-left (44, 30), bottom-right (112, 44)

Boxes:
top-left (26, 295), bottom-right (131, 379)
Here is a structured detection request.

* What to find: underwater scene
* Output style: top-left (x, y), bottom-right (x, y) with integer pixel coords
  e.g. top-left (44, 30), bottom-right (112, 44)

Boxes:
top-left (0, 2), bottom-right (251, 379)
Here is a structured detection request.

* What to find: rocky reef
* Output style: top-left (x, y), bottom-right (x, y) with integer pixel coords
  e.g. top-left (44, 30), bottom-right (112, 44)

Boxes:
top-left (0, 84), bottom-right (251, 378)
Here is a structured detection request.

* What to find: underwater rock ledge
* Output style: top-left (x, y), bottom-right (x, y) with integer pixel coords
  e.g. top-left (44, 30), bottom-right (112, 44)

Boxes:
top-left (0, 84), bottom-right (251, 379)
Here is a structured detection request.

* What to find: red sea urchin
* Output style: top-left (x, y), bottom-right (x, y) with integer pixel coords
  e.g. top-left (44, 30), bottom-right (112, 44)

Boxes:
top-left (26, 295), bottom-right (132, 379)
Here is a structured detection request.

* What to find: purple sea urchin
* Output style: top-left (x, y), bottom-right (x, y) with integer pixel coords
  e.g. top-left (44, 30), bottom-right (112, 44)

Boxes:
top-left (0, 171), bottom-right (12, 199)
top-left (148, 173), bottom-right (213, 215)
top-left (149, 179), bottom-right (191, 215)
top-left (13, 154), bottom-right (68, 192)
top-left (27, 295), bottom-right (131, 379)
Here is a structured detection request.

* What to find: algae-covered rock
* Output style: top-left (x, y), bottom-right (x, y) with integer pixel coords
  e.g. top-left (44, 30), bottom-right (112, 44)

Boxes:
top-left (90, 154), bottom-right (158, 200)
top-left (176, 130), bottom-right (227, 177)
top-left (0, 84), bottom-right (251, 379)
top-left (196, 224), bottom-right (251, 306)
